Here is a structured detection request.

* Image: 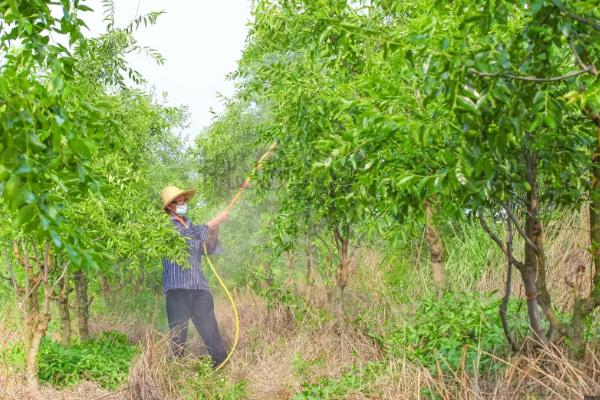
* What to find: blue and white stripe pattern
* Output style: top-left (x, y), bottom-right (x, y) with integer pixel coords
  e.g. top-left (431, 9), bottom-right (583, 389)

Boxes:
top-left (162, 217), bottom-right (221, 294)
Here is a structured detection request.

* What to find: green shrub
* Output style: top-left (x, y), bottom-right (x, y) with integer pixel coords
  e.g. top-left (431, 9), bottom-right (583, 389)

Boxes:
top-left (386, 292), bottom-right (529, 375)
top-left (37, 331), bottom-right (138, 389)
top-left (0, 342), bottom-right (25, 373)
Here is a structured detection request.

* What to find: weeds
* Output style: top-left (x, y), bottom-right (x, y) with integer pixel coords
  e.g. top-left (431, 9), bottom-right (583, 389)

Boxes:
top-left (387, 292), bottom-right (529, 375)
top-left (37, 331), bottom-right (138, 389)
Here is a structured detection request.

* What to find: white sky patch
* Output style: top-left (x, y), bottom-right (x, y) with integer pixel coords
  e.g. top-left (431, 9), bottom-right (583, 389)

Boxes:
top-left (84, 1), bottom-right (252, 140)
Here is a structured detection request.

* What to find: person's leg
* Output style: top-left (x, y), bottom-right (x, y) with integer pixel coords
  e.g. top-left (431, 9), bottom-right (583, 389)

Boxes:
top-left (190, 290), bottom-right (228, 367)
top-left (166, 289), bottom-right (192, 357)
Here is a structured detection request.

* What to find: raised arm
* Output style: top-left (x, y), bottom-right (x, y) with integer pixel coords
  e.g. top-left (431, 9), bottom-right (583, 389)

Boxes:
top-left (202, 210), bottom-right (229, 254)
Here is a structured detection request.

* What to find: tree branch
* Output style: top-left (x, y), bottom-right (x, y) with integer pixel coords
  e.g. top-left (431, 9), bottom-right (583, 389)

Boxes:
top-left (478, 210), bottom-right (506, 252)
top-left (552, 1), bottom-right (600, 32)
top-left (569, 36), bottom-right (587, 71)
top-left (583, 107), bottom-right (600, 128)
top-left (501, 204), bottom-right (519, 351)
top-left (568, 35), bottom-right (599, 77)
top-left (4, 247), bottom-right (19, 292)
top-left (503, 204), bottom-right (539, 254)
top-left (469, 67), bottom-right (591, 83)
top-left (478, 210), bottom-right (526, 271)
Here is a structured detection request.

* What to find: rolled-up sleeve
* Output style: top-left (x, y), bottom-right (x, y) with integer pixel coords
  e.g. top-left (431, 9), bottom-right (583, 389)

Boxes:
top-left (186, 223), bottom-right (223, 255)
top-left (209, 241), bottom-right (223, 256)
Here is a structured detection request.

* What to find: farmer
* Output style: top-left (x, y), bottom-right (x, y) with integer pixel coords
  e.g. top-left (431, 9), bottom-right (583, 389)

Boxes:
top-left (160, 185), bottom-right (231, 367)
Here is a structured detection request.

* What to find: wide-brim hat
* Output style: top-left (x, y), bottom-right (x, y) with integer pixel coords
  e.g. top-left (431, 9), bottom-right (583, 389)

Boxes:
top-left (161, 185), bottom-right (196, 210)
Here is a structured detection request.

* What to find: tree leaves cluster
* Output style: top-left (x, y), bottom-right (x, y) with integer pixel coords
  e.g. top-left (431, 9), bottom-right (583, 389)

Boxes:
top-left (0, 2), bottom-right (192, 383)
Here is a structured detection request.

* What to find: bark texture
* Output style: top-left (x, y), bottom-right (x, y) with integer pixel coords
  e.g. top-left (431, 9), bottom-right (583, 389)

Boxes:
top-left (424, 201), bottom-right (445, 300)
top-left (74, 270), bottom-right (91, 340)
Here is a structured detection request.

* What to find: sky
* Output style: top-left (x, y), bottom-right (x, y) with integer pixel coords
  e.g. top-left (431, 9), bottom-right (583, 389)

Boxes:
top-left (84, 1), bottom-right (252, 140)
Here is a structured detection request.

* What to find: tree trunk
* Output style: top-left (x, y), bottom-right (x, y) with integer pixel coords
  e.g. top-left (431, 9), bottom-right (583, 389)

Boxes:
top-left (525, 150), bottom-right (568, 343)
top-left (15, 241), bottom-right (54, 388)
top-left (132, 265), bottom-right (145, 293)
top-left (522, 151), bottom-right (547, 344)
top-left (523, 216), bottom-right (545, 343)
top-left (285, 250), bottom-right (295, 286)
top-left (73, 270), bottom-right (91, 340)
top-left (56, 273), bottom-right (71, 344)
top-left (333, 227), bottom-right (350, 314)
top-left (588, 123), bottom-right (600, 310)
top-left (568, 264), bottom-right (587, 357)
top-left (519, 264), bottom-right (546, 343)
top-left (306, 237), bottom-right (316, 287)
top-left (569, 122), bottom-right (600, 357)
top-left (500, 206), bottom-right (518, 351)
top-left (100, 276), bottom-right (114, 308)
top-left (26, 317), bottom-right (49, 387)
top-left (424, 201), bottom-right (445, 300)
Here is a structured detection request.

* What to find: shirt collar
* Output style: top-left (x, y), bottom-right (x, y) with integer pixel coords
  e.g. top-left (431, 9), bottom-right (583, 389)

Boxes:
top-left (170, 215), bottom-right (189, 226)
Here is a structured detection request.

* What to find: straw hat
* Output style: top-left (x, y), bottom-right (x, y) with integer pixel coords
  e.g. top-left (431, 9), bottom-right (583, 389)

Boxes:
top-left (161, 185), bottom-right (196, 210)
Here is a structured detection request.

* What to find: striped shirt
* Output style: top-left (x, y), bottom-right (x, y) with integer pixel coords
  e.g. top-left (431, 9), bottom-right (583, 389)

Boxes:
top-left (162, 216), bottom-right (222, 294)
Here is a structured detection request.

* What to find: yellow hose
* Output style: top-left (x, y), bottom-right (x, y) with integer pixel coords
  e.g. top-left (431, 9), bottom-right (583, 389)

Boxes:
top-left (203, 241), bottom-right (239, 373)
top-left (203, 142), bottom-right (277, 372)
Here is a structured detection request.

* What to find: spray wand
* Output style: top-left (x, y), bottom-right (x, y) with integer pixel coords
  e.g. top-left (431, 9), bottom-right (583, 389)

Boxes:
top-left (203, 142), bottom-right (277, 372)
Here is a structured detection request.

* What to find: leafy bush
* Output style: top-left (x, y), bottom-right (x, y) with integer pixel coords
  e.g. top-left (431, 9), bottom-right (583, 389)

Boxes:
top-left (37, 331), bottom-right (138, 389)
top-left (387, 292), bottom-right (529, 375)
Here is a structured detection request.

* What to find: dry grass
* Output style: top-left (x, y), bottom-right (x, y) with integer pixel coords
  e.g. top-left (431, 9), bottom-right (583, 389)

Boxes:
top-left (0, 378), bottom-right (115, 400)
top-left (361, 343), bottom-right (600, 399)
top-left (122, 330), bottom-right (176, 400)
top-left (210, 291), bottom-right (379, 399)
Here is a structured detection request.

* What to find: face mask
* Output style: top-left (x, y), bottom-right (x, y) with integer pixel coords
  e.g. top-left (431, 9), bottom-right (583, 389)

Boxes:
top-left (175, 204), bottom-right (188, 216)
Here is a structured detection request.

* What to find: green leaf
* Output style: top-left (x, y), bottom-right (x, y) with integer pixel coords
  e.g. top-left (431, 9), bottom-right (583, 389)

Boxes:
top-left (49, 230), bottom-right (62, 248)
top-left (14, 162), bottom-right (32, 175)
top-left (10, 185), bottom-right (35, 210)
top-left (544, 114), bottom-right (557, 130)
top-left (3, 175), bottom-right (21, 206)
top-left (396, 174), bottom-right (415, 188)
top-left (457, 96), bottom-right (479, 114)
top-left (77, 4), bottom-right (94, 12)
top-left (0, 164), bottom-right (11, 181)
top-left (14, 204), bottom-right (37, 228)
top-left (66, 245), bottom-right (82, 266)
top-left (28, 132), bottom-right (47, 150)
top-left (71, 137), bottom-right (97, 159)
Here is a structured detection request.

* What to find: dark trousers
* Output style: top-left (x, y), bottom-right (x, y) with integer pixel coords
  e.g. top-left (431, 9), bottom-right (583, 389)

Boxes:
top-left (166, 288), bottom-right (227, 367)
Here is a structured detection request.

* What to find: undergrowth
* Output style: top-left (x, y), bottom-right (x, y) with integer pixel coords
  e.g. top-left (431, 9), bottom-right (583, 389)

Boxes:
top-left (169, 357), bottom-right (248, 400)
top-left (387, 292), bottom-right (529, 375)
top-left (37, 331), bottom-right (138, 389)
top-left (292, 362), bottom-right (382, 399)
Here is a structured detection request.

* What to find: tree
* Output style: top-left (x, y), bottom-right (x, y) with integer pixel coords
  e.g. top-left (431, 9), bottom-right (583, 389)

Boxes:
top-left (0, 1), bottom-right (190, 384)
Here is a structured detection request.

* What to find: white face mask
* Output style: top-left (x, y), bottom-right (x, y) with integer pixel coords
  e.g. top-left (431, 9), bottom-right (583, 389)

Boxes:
top-left (175, 204), bottom-right (188, 216)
